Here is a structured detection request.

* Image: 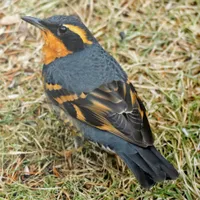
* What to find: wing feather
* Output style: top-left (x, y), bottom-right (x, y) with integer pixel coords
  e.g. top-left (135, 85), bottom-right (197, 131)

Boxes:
top-left (45, 80), bottom-right (154, 147)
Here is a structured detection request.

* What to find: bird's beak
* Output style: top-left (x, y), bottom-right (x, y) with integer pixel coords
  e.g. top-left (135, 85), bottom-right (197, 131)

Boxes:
top-left (21, 16), bottom-right (49, 30)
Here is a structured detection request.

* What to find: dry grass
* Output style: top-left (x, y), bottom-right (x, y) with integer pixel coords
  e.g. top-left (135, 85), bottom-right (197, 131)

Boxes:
top-left (0, 0), bottom-right (200, 199)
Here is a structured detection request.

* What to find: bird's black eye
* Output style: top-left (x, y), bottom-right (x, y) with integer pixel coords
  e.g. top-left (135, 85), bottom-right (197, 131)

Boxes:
top-left (58, 25), bottom-right (67, 34)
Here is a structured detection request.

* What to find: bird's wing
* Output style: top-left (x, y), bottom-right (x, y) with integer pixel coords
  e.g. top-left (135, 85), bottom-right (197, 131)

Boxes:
top-left (45, 80), bottom-right (154, 147)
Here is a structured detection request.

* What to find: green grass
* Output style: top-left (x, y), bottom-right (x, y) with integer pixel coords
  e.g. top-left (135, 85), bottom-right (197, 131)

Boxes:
top-left (0, 0), bottom-right (200, 199)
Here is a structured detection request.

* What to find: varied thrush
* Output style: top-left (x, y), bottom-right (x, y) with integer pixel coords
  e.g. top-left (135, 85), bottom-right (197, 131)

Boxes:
top-left (22, 15), bottom-right (178, 188)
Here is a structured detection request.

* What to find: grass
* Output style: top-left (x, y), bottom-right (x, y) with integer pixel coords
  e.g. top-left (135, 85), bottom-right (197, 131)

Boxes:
top-left (0, 0), bottom-right (200, 199)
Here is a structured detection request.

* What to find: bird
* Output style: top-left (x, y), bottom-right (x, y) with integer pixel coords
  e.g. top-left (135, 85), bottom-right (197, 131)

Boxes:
top-left (22, 15), bottom-right (178, 188)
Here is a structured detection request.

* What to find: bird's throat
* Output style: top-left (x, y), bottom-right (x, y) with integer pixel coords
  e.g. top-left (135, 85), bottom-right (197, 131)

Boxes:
top-left (41, 30), bottom-right (72, 65)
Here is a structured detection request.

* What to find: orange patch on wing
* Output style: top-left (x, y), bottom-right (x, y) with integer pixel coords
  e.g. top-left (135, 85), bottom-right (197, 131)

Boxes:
top-left (130, 90), bottom-right (137, 106)
top-left (46, 83), bottom-right (62, 91)
top-left (136, 96), bottom-right (144, 119)
top-left (73, 104), bottom-right (85, 121)
top-left (80, 92), bottom-right (87, 98)
top-left (88, 100), bottom-right (112, 113)
top-left (82, 108), bottom-right (121, 135)
top-left (54, 94), bottom-right (79, 104)
top-left (42, 30), bottom-right (72, 65)
top-left (92, 91), bottom-right (105, 99)
top-left (138, 107), bottom-right (144, 118)
top-left (64, 24), bottom-right (92, 45)
top-left (54, 97), bottom-right (63, 104)
top-left (92, 113), bottom-right (122, 135)
top-left (99, 124), bottom-right (122, 135)
top-left (54, 92), bottom-right (86, 104)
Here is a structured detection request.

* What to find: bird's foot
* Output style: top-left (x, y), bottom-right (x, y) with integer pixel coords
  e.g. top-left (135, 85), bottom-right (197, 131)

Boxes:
top-left (62, 135), bottom-right (84, 169)
top-left (115, 154), bottom-right (124, 170)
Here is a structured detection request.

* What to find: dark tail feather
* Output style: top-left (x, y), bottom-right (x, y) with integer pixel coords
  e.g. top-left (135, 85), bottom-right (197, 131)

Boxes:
top-left (122, 153), bottom-right (156, 188)
top-left (118, 144), bottom-right (178, 189)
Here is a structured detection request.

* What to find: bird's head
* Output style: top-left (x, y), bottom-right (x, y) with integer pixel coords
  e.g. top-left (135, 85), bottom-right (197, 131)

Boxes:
top-left (22, 15), bottom-right (95, 65)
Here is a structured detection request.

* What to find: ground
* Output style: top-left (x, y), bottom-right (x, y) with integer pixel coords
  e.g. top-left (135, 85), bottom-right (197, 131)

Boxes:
top-left (0, 0), bottom-right (200, 199)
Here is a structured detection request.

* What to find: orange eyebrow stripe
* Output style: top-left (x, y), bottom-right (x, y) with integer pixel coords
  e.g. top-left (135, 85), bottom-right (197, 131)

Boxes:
top-left (46, 83), bottom-right (62, 91)
top-left (64, 24), bottom-right (92, 45)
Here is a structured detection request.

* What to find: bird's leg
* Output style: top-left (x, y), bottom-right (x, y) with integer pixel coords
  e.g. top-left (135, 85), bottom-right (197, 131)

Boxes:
top-left (51, 104), bottom-right (85, 164)
top-left (63, 133), bottom-right (84, 169)
top-left (52, 104), bottom-right (85, 148)
top-left (115, 154), bottom-right (124, 171)
top-left (64, 118), bottom-right (85, 152)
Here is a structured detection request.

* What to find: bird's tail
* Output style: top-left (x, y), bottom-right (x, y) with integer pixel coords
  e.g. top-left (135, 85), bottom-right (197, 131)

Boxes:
top-left (118, 144), bottom-right (179, 188)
